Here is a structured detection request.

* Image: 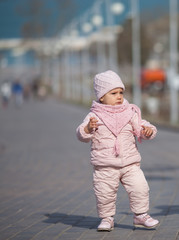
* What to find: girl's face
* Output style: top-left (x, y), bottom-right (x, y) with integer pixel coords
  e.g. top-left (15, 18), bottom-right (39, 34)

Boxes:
top-left (100, 87), bottom-right (124, 105)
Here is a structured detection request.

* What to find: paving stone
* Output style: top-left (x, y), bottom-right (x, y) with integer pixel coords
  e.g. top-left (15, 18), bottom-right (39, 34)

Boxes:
top-left (0, 99), bottom-right (179, 240)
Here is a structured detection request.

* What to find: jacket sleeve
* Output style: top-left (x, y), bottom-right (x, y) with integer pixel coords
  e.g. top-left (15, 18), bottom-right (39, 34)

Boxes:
top-left (76, 113), bottom-right (94, 143)
top-left (132, 113), bottom-right (157, 140)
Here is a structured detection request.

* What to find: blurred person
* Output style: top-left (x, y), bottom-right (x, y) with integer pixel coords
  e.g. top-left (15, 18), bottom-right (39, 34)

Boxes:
top-left (31, 78), bottom-right (40, 98)
top-left (0, 80), bottom-right (12, 108)
top-left (23, 83), bottom-right (31, 100)
top-left (12, 80), bottom-right (23, 107)
top-left (37, 85), bottom-right (47, 100)
top-left (76, 70), bottom-right (159, 231)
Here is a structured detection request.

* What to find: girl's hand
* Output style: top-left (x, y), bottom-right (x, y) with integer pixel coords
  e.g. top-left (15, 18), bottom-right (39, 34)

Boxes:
top-left (141, 125), bottom-right (153, 137)
top-left (84, 117), bottom-right (98, 134)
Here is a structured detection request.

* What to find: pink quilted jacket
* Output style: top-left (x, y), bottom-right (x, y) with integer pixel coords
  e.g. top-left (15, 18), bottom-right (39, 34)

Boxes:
top-left (76, 112), bottom-right (157, 168)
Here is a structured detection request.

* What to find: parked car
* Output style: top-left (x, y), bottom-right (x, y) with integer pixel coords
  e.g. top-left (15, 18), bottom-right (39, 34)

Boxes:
top-left (141, 69), bottom-right (166, 90)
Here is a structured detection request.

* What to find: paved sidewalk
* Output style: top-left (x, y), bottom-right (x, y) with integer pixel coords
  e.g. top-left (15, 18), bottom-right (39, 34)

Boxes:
top-left (0, 98), bottom-right (179, 240)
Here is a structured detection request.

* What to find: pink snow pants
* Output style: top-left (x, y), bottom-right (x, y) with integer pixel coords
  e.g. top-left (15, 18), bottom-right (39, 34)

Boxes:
top-left (93, 163), bottom-right (149, 218)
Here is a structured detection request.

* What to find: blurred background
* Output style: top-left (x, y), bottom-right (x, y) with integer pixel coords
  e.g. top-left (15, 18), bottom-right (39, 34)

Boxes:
top-left (0, 0), bottom-right (179, 126)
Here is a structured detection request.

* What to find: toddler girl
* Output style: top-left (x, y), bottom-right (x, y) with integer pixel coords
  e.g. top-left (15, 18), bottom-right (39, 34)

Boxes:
top-left (76, 70), bottom-right (159, 231)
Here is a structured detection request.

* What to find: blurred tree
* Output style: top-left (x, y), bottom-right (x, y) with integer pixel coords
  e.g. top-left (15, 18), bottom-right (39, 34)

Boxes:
top-left (117, 19), bottom-right (153, 66)
top-left (117, 19), bottom-right (132, 64)
top-left (54, 0), bottom-right (77, 36)
top-left (16, 0), bottom-right (50, 38)
top-left (16, 0), bottom-right (77, 39)
top-left (140, 24), bottom-right (153, 66)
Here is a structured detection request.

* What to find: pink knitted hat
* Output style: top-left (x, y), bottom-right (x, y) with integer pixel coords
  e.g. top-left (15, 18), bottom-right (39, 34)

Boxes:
top-left (94, 70), bottom-right (125, 100)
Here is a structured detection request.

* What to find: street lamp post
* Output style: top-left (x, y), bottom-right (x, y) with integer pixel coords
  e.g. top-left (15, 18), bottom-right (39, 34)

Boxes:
top-left (105, 0), bottom-right (124, 72)
top-left (169, 0), bottom-right (178, 124)
top-left (51, 42), bottom-right (61, 96)
top-left (131, 0), bottom-right (141, 108)
top-left (91, 1), bottom-right (106, 73)
top-left (81, 12), bottom-right (93, 103)
top-left (105, 0), bottom-right (117, 70)
top-left (62, 34), bottom-right (71, 100)
top-left (69, 22), bottom-right (78, 101)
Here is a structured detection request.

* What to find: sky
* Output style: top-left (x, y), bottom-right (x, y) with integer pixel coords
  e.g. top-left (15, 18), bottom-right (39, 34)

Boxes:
top-left (0, 0), bottom-right (172, 39)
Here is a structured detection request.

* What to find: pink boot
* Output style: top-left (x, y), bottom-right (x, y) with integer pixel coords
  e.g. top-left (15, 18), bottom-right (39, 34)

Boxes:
top-left (134, 213), bottom-right (159, 229)
top-left (97, 217), bottom-right (114, 231)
